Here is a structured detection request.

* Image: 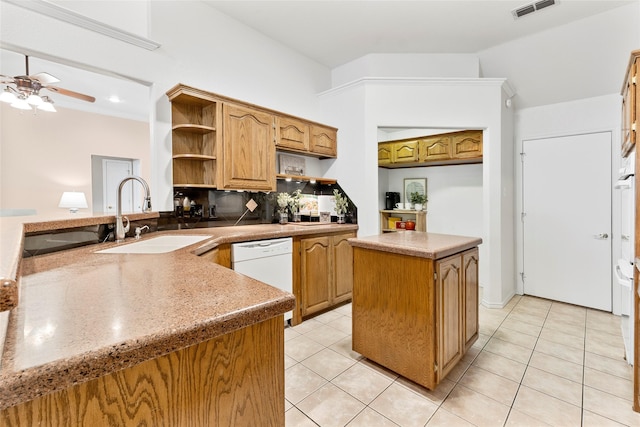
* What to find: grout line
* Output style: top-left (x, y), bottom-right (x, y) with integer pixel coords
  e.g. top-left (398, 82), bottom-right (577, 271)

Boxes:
top-left (285, 297), bottom-right (632, 426)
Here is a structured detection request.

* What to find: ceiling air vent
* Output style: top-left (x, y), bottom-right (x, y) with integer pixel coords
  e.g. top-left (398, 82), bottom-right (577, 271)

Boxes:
top-left (512, 0), bottom-right (557, 19)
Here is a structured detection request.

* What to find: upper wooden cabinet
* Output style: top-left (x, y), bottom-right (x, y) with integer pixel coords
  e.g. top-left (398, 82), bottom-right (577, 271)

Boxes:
top-left (276, 116), bottom-right (309, 152)
top-left (452, 131), bottom-right (483, 160)
top-left (622, 50), bottom-right (639, 158)
top-left (377, 139), bottom-right (420, 164)
top-left (221, 103), bottom-right (276, 192)
top-left (377, 142), bottom-right (393, 165)
top-left (392, 139), bottom-right (419, 164)
top-left (275, 121), bottom-right (337, 159)
top-left (167, 84), bottom-right (338, 190)
top-left (420, 135), bottom-right (452, 162)
top-left (380, 130), bottom-right (483, 168)
top-left (310, 124), bottom-right (338, 158)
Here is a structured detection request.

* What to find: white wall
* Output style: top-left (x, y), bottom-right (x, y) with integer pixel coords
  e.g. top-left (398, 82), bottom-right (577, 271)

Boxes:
top-left (319, 78), bottom-right (515, 308)
top-left (0, 1), bottom-right (332, 212)
top-left (387, 164), bottom-right (483, 237)
top-left (332, 53), bottom-right (480, 87)
top-left (0, 104), bottom-right (149, 215)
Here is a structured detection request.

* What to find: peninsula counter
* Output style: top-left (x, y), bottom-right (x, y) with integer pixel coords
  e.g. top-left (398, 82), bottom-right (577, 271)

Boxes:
top-left (0, 214), bottom-right (357, 425)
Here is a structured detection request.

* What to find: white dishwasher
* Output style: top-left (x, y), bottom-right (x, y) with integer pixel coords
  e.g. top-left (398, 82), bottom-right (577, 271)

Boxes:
top-left (231, 237), bottom-right (293, 323)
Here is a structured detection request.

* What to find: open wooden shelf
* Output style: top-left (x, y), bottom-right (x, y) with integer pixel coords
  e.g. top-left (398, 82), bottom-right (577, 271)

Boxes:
top-left (172, 183), bottom-right (217, 189)
top-left (380, 209), bottom-right (427, 233)
top-left (172, 154), bottom-right (217, 160)
top-left (276, 174), bottom-right (337, 185)
top-left (172, 124), bottom-right (216, 134)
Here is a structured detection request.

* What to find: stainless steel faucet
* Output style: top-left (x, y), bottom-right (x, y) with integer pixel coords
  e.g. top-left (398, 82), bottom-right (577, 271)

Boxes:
top-left (115, 175), bottom-right (152, 242)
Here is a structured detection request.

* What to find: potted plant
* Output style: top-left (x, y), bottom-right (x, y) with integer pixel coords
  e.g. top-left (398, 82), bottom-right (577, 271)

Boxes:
top-left (410, 191), bottom-right (427, 211)
top-left (288, 189), bottom-right (302, 222)
top-left (333, 189), bottom-right (349, 224)
top-left (277, 192), bottom-right (291, 224)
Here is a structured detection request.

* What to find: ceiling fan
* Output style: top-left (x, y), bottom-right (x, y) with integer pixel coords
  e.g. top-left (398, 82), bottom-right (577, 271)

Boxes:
top-left (0, 55), bottom-right (95, 112)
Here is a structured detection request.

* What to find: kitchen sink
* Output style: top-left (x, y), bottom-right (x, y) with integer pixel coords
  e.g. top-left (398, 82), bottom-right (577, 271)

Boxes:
top-left (95, 235), bottom-right (211, 254)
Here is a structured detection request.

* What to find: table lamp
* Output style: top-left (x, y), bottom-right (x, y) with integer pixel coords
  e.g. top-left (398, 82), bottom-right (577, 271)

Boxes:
top-left (58, 191), bottom-right (88, 213)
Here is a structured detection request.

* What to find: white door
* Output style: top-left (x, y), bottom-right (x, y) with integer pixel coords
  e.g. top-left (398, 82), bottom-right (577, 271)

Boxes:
top-left (522, 132), bottom-right (612, 311)
top-left (103, 159), bottom-right (133, 214)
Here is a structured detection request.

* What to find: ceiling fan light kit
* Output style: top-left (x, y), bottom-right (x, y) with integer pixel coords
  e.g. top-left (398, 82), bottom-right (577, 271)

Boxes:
top-left (0, 55), bottom-right (94, 113)
top-left (0, 85), bottom-right (56, 113)
top-left (10, 96), bottom-right (32, 111)
top-left (38, 97), bottom-right (56, 112)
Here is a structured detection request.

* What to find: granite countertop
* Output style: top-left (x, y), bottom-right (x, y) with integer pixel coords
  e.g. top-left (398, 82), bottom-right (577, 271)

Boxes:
top-left (348, 231), bottom-right (482, 259)
top-left (0, 211), bottom-right (160, 311)
top-left (0, 214), bottom-right (357, 410)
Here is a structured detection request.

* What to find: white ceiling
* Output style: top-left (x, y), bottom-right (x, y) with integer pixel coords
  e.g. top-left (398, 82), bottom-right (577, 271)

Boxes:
top-left (0, 0), bottom-right (633, 121)
top-left (0, 48), bottom-right (150, 121)
top-left (203, 0), bottom-right (634, 68)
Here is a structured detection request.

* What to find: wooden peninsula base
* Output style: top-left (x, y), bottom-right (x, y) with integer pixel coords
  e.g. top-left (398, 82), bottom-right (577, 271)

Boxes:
top-left (1, 316), bottom-right (284, 426)
top-left (349, 232), bottom-right (481, 390)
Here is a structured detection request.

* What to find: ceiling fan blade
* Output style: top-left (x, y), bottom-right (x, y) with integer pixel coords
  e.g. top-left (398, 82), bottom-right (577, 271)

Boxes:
top-left (31, 72), bottom-right (60, 85)
top-left (0, 74), bottom-right (16, 84)
top-left (44, 86), bottom-right (96, 103)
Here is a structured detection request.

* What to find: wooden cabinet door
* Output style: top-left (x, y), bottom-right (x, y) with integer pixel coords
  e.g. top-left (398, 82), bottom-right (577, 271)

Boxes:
top-left (435, 254), bottom-right (463, 382)
top-left (452, 130), bottom-right (483, 160)
top-left (221, 103), bottom-right (276, 191)
top-left (300, 236), bottom-right (332, 316)
top-left (276, 116), bottom-right (309, 152)
top-left (462, 248), bottom-right (479, 351)
top-left (310, 124), bottom-right (337, 158)
top-left (419, 136), bottom-right (452, 162)
top-left (622, 57), bottom-right (637, 158)
top-left (378, 142), bottom-right (393, 165)
top-left (392, 140), bottom-right (419, 164)
top-left (331, 232), bottom-right (355, 304)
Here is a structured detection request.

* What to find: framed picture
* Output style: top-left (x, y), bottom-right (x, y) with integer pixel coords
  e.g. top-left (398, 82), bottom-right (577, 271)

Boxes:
top-left (404, 178), bottom-right (427, 204)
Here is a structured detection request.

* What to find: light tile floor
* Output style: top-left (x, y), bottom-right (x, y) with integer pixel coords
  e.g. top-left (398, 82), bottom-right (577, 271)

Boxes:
top-left (284, 294), bottom-right (640, 426)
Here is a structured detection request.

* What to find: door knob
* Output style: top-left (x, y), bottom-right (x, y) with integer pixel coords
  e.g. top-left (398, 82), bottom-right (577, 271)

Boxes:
top-left (594, 233), bottom-right (609, 239)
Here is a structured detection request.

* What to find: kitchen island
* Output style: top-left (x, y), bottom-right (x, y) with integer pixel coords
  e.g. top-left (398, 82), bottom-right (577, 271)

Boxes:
top-left (349, 231), bottom-right (481, 390)
top-left (0, 214), bottom-right (357, 425)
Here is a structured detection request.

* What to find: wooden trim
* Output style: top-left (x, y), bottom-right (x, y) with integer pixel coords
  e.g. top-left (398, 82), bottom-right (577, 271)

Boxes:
top-left (621, 49), bottom-right (640, 95)
top-left (291, 237), bottom-right (303, 326)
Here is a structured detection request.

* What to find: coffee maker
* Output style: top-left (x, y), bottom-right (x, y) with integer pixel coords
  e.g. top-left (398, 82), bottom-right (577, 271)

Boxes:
top-left (385, 192), bottom-right (401, 210)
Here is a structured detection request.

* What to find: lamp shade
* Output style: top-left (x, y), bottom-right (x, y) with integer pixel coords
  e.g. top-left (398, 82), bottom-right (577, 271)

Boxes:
top-left (58, 191), bottom-right (88, 213)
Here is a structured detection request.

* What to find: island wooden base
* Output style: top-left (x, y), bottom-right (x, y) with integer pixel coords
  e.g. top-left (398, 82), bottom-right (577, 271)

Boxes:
top-left (0, 316), bottom-right (284, 426)
top-left (352, 246), bottom-right (478, 390)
